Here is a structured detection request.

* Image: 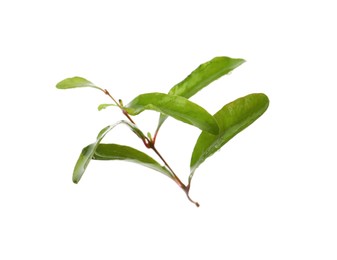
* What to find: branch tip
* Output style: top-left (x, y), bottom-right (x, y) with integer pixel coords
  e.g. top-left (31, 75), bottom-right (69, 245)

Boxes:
top-left (186, 190), bottom-right (200, 207)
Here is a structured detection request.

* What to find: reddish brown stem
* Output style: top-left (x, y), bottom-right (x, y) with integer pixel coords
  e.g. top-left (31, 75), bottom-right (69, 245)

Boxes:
top-left (185, 184), bottom-right (199, 207)
top-left (122, 110), bottom-right (136, 125)
top-left (101, 88), bottom-right (199, 206)
top-left (152, 127), bottom-right (159, 145)
top-left (103, 89), bottom-right (119, 106)
top-left (150, 145), bottom-right (185, 189)
top-left (186, 192), bottom-right (200, 207)
top-left (150, 144), bottom-right (200, 207)
top-left (103, 89), bottom-right (136, 124)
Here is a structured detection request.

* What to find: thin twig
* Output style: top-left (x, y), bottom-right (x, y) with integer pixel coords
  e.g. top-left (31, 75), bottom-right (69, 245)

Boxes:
top-left (103, 89), bottom-right (136, 124)
top-left (100, 88), bottom-right (199, 206)
top-left (150, 145), bottom-right (185, 189)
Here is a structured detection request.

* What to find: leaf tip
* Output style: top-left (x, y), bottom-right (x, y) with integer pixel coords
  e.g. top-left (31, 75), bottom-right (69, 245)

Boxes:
top-left (231, 57), bottom-right (246, 68)
top-left (97, 104), bottom-right (105, 111)
top-left (256, 93), bottom-right (270, 110)
top-left (72, 175), bottom-right (80, 184)
top-left (262, 92), bottom-right (270, 102)
top-left (55, 82), bottom-right (64, 89)
top-left (55, 76), bottom-right (80, 89)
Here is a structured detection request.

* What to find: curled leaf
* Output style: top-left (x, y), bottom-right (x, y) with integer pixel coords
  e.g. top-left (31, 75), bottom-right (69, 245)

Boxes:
top-left (72, 120), bottom-right (146, 183)
top-left (93, 144), bottom-right (172, 178)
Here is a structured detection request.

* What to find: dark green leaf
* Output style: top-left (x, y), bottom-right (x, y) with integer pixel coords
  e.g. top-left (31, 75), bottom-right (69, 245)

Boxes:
top-left (190, 93), bottom-right (269, 179)
top-left (158, 56), bottom-right (245, 132)
top-left (56, 77), bottom-right (101, 90)
top-left (124, 92), bottom-right (219, 135)
top-left (93, 144), bottom-right (172, 178)
top-left (72, 120), bottom-right (146, 183)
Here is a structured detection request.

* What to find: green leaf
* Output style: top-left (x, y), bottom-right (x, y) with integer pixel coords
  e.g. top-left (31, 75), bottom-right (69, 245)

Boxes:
top-left (169, 56), bottom-right (245, 98)
top-left (147, 132), bottom-right (153, 141)
top-left (56, 76), bottom-right (102, 90)
top-left (72, 120), bottom-right (146, 183)
top-left (157, 56), bottom-right (245, 132)
top-left (124, 92), bottom-right (219, 135)
top-left (98, 103), bottom-right (117, 111)
top-left (92, 144), bottom-right (172, 178)
top-left (73, 144), bottom-right (96, 184)
top-left (189, 93), bottom-right (269, 179)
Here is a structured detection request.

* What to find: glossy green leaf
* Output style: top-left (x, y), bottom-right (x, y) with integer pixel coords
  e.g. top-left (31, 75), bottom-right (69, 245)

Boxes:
top-left (73, 120), bottom-right (146, 183)
top-left (169, 56), bottom-right (245, 98)
top-left (157, 56), bottom-right (245, 132)
top-left (124, 92), bottom-right (219, 135)
top-left (92, 144), bottom-right (172, 178)
top-left (98, 103), bottom-right (117, 111)
top-left (190, 93), bottom-right (269, 179)
top-left (56, 77), bottom-right (101, 90)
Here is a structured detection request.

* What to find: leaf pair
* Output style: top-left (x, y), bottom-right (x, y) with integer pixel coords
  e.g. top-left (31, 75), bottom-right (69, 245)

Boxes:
top-left (123, 57), bottom-right (246, 138)
top-left (72, 120), bottom-right (172, 184)
top-left (156, 56), bottom-right (245, 131)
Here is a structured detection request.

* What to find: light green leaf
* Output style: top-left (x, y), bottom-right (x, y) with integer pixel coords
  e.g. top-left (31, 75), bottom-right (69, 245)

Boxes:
top-left (157, 56), bottom-right (245, 132)
top-left (73, 120), bottom-right (146, 183)
top-left (124, 92), bottom-right (219, 135)
top-left (98, 103), bottom-right (117, 111)
top-left (92, 144), bottom-right (172, 178)
top-left (56, 77), bottom-right (101, 90)
top-left (189, 93), bottom-right (269, 181)
top-left (147, 132), bottom-right (152, 141)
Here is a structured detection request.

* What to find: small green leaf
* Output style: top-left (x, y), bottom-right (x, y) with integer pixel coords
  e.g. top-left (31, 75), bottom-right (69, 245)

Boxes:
top-left (124, 92), bottom-right (219, 135)
top-left (98, 103), bottom-right (117, 111)
top-left (189, 93), bottom-right (269, 180)
top-left (147, 132), bottom-right (152, 141)
top-left (93, 144), bottom-right (172, 178)
top-left (157, 56), bottom-right (245, 132)
top-left (72, 120), bottom-right (146, 183)
top-left (56, 77), bottom-right (102, 90)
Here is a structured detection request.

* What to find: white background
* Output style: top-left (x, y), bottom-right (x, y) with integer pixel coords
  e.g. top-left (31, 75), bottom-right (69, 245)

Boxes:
top-left (1, 0), bottom-right (336, 259)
